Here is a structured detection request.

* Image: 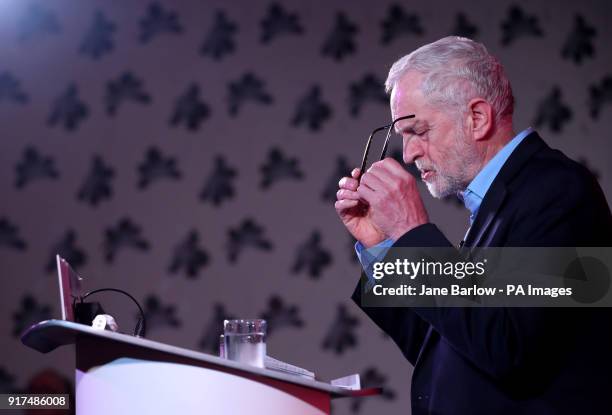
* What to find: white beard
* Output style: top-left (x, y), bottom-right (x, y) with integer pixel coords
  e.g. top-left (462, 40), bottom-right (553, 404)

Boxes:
top-left (422, 128), bottom-right (480, 199)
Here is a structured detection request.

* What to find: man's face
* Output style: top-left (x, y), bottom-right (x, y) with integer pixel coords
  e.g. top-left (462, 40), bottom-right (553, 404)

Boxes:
top-left (390, 72), bottom-right (480, 198)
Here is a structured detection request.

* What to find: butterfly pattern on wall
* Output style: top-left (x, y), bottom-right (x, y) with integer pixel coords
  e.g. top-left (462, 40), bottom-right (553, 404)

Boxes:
top-left (201, 10), bottom-right (238, 60)
top-left (139, 2), bottom-right (182, 44)
top-left (589, 76), bottom-right (612, 119)
top-left (533, 86), bottom-right (572, 133)
top-left (137, 147), bottom-right (181, 189)
top-left (260, 147), bottom-right (304, 189)
top-left (227, 73), bottom-right (274, 116)
top-left (104, 218), bottom-right (150, 262)
top-left (47, 84), bottom-right (89, 131)
top-left (291, 231), bottom-right (332, 279)
top-left (169, 84), bottom-right (211, 130)
top-left (80, 11), bottom-right (116, 60)
top-left (0, 219), bottom-right (27, 251)
top-left (199, 155), bottom-right (237, 206)
top-left (141, 295), bottom-right (181, 331)
top-left (168, 230), bottom-right (210, 278)
top-left (260, 3), bottom-right (303, 44)
top-left (321, 304), bottom-right (360, 354)
top-left (105, 72), bottom-right (152, 116)
top-left (322, 12), bottom-right (358, 61)
top-left (15, 147), bottom-right (59, 189)
top-left (2, 3), bottom-right (610, 414)
top-left (77, 156), bottom-right (115, 206)
top-left (45, 230), bottom-right (87, 273)
top-left (500, 5), bottom-right (543, 46)
top-left (561, 15), bottom-right (596, 64)
top-left (227, 218), bottom-right (273, 263)
top-left (291, 85), bottom-right (333, 131)
top-left (380, 4), bottom-right (424, 45)
top-left (0, 72), bottom-right (29, 105)
top-left (349, 74), bottom-right (387, 117)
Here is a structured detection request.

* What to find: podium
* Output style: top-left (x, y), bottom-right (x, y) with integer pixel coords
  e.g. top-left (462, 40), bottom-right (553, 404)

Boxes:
top-left (22, 320), bottom-right (379, 414)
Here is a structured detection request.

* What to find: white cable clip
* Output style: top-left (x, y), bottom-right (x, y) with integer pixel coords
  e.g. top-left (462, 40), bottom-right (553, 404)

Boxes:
top-left (91, 314), bottom-right (119, 332)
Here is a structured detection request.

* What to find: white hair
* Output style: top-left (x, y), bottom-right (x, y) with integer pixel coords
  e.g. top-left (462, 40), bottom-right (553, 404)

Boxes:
top-left (385, 36), bottom-right (514, 123)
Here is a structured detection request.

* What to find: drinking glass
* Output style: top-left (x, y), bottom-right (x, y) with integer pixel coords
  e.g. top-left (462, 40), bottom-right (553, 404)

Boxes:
top-left (223, 319), bottom-right (267, 368)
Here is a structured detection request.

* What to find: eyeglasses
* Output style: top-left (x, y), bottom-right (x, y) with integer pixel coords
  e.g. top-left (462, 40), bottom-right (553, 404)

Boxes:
top-left (359, 114), bottom-right (415, 179)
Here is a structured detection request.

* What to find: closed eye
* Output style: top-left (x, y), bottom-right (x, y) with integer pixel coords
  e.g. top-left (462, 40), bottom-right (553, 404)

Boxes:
top-left (400, 124), bottom-right (428, 137)
top-left (411, 129), bottom-right (428, 140)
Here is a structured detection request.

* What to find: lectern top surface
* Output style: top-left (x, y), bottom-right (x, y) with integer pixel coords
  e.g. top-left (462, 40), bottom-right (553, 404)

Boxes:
top-left (21, 319), bottom-right (380, 399)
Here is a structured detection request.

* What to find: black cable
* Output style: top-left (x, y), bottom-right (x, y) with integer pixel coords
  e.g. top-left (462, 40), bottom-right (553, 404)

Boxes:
top-left (80, 288), bottom-right (146, 337)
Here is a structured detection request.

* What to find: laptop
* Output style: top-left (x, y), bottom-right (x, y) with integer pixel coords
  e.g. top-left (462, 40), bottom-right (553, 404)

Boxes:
top-left (55, 254), bottom-right (82, 322)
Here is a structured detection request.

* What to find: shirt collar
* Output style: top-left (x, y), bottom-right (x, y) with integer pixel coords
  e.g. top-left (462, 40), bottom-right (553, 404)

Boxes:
top-left (460, 127), bottom-right (534, 223)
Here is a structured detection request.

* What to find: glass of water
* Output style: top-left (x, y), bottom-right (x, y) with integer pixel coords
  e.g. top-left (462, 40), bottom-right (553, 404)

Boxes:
top-left (223, 319), bottom-right (267, 368)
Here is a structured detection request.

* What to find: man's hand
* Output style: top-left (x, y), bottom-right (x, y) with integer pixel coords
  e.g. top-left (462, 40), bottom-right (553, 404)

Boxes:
top-left (357, 158), bottom-right (429, 241)
top-left (335, 168), bottom-right (386, 248)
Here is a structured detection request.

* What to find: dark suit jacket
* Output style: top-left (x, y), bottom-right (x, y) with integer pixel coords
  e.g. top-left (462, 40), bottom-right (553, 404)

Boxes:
top-left (352, 132), bottom-right (612, 414)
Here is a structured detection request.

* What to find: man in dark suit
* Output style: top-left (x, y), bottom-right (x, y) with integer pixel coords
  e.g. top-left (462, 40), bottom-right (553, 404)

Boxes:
top-left (335, 36), bottom-right (612, 414)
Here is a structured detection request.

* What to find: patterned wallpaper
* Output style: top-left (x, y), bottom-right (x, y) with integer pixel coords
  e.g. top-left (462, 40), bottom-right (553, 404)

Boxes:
top-left (1, 1), bottom-right (610, 413)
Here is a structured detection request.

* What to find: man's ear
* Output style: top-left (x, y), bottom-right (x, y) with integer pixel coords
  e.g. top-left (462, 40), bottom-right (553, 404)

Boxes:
top-left (467, 98), bottom-right (493, 141)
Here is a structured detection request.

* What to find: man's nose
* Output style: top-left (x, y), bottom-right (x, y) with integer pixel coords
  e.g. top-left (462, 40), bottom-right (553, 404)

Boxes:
top-left (403, 137), bottom-right (424, 164)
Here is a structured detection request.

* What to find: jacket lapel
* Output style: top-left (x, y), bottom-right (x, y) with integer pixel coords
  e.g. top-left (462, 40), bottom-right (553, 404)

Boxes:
top-left (463, 186), bottom-right (507, 248)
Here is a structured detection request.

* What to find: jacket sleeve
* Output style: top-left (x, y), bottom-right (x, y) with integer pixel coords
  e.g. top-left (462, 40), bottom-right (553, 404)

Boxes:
top-left (350, 223), bottom-right (451, 366)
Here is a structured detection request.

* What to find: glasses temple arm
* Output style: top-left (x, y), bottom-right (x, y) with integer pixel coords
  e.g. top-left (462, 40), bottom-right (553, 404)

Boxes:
top-left (359, 125), bottom-right (390, 178)
top-left (378, 114), bottom-right (416, 160)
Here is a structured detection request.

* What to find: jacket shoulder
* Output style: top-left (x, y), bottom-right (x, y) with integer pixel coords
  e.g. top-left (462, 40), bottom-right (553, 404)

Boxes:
top-left (510, 144), bottom-right (600, 203)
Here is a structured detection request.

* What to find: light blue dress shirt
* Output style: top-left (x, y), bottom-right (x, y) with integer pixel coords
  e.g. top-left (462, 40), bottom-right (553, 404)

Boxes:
top-left (355, 127), bottom-right (534, 279)
top-left (460, 127), bottom-right (533, 224)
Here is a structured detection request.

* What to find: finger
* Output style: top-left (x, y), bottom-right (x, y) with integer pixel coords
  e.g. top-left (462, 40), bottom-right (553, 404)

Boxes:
top-left (336, 188), bottom-right (361, 201)
top-left (360, 170), bottom-right (388, 192)
top-left (371, 159), bottom-right (417, 190)
top-left (335, 199), bottom-right (359, 212)
top-left (351, 168), bottom-right (361, 178)
top-left (367, 161), bottom-right (399, 184)
top-left (379, 157), bottom-right (413, 179)
top-left (338, 176), bottom-right (359, 191)
top-left (356, 182), bottom-right (377, 202)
